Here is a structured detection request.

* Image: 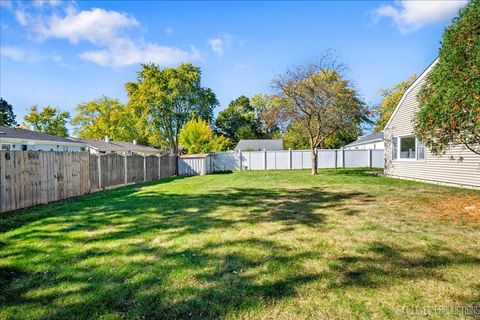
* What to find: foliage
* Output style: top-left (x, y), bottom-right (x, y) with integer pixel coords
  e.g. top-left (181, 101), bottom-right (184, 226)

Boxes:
top-left (273, 54), bottom-right (367, 174)
top-left (1, 169), bottom-right (479, 319)
top-left (126, 63), bottom-right (218, 153)
top-left (374, 75), bottom-right (417, 132)
top-left (284, 119), bottom-right (361, 150)
top-left (22, 105), bottom-right (70, 137)
top-left (250, 93), bottom-right (289, 137)
top-left (283, 120), bottom-right (310, 150)
top-left (0, 98), bottom-right (17, 127)
top-left (178, 118), bottom-right (231, 154)
top-left (71, 96), bottom-right (141, 143)
top-left (214, 96), bottom-right (260, 143)
top-left (416, 0), bottom-right (480, 155)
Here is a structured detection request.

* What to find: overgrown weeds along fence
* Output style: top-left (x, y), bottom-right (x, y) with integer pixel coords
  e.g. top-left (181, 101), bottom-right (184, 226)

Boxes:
top-left (0, 151), bottom-right (176, 213)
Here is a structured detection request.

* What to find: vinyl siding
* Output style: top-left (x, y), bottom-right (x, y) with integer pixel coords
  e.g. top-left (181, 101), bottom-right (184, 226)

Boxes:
top-left (384, 73), bottom-right (480, 189)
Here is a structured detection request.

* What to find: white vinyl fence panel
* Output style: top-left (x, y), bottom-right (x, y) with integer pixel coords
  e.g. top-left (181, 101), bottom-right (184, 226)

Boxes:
top-left (209, 149), bottom-right (384, 173)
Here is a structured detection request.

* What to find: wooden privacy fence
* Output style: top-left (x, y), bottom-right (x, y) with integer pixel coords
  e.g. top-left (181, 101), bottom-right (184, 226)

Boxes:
top-left (0, 151), bottom-right (176, 213)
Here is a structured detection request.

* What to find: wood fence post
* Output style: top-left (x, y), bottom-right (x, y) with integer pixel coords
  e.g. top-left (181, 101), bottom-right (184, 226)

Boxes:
top-left (124, 154), bottom-right (128, 184)
top-left (98, 154), bottom-right (102, 189)
top-left (143, 155), bottom-right (147, 182)
top-left (158, 154), bottom-right (161, 179)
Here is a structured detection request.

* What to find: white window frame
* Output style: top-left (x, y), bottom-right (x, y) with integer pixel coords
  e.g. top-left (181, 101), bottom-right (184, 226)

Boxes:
top-left (1, 143), bottom-right (13, 151)
top-left (393, 134), bottom-right (426, 162)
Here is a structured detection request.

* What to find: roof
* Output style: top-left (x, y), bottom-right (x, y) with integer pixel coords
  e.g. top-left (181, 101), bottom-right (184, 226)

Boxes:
top-left (179, 153), bottom-right (210, 158)
top-left (384, 58), bottom-right (439, 130)
top-left (76, 138), bottom-right (159, 153)
top-left (0, 126), bottom-right (84, 144)
top-left (234, 139), bottom-right (284, 151)
top-left (345, 132), bottom-right (384, 148)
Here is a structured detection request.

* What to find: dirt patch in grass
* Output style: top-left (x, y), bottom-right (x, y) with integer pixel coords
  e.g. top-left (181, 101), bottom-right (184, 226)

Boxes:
top-left (417, 195), bottom-right (480, 225)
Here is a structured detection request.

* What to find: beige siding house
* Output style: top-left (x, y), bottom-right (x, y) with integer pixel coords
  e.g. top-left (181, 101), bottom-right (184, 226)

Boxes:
top-left (384, 59), bottom-right (480, 189)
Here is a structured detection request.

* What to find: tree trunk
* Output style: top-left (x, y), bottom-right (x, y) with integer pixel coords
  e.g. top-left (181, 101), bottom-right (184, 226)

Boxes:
top-left (311, 147), bottom-right (318, 175)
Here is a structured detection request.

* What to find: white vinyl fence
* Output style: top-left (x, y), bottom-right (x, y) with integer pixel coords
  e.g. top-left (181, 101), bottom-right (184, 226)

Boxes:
top-left (210, 149), bottom-right (384, 172)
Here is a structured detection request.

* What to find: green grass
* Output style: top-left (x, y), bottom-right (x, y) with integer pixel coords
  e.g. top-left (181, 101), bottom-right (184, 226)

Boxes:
top-left (1, 169), bottom-right (479, 319)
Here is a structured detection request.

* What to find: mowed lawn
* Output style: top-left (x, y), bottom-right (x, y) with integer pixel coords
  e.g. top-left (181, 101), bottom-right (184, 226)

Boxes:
top-left (1, 169), bottom-right (479, 319)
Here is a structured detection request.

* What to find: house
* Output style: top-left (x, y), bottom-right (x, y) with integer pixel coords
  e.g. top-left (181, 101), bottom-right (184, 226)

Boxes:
top-left (0, 126), bottom-right (87, 151)
top-left (234, 139), bottom-right (284, 151)
top-left (384, 59), bottom-right (480, 189)
top-left (344, 132), bottom-right (384, 150)
top-left (77, 136), bottom-right (160, 156)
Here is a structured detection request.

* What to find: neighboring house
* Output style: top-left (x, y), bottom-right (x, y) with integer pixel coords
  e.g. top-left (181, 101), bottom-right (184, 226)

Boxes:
top-left (384, 59), bottom-right (480, 189)
top-left (344, 132), bottom-right (384, 150)
top-left (77, 136), bottom-right (160, 156)
top-left (234, 139), bottom-right (284, 151)
top-left (0, 126), bottom-right (87, 151)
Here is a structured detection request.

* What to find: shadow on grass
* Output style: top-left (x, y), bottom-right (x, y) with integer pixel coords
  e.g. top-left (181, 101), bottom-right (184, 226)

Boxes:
top-left (0, 176), bottom-right (478, 319)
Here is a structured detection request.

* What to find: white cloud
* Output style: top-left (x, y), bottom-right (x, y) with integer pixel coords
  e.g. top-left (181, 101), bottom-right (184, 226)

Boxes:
top-left (0, 46), bottom-right (27, 61)
top-left (15, 10), bottom-right (28, 26)
top-left (373, 0), bottom-right (467, 33)
top-left (4, 3), bottom-right (202, 68)
top-left (78, 38), bottom-right (201, 67)
top-left (39, 8), bottom-right (139, 44)
top-left (0, 45), bottom-right (62, 63)
top-left (207, 33), bottom-right (233, 57)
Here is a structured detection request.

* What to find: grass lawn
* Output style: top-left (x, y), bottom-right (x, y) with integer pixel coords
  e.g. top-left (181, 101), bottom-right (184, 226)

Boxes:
top-left (1, 169), bottom-right (479, 319)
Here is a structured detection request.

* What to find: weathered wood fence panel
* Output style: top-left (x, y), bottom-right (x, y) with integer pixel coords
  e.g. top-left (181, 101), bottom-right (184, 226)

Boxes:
top-left (0, 151), bottom-right (178, 213)
top-left (127, 155), bottom-right (144, 184)
top-left (145, 155), bottom-right (159, 181)
top-left (101, 153), bottom-right (125, 188)
top-left (160, 155), bottom-right (176, 178)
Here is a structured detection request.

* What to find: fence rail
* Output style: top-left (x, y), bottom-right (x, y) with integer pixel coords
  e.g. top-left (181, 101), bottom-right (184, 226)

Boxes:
top-left (0, 151), bottom-right (176, 213)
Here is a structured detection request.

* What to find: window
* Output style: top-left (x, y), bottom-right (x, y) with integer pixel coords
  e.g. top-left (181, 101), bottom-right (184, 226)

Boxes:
top-left (399, 136), bottom-right (416, 159)
top-left (1, 143), bottom-right (11, 151)
top-left (392, 137), bottom-right (398, 160)
top-left (22, 145), bottom-right (28, 151)
top-left (417, 139), bottom-right (425, 160)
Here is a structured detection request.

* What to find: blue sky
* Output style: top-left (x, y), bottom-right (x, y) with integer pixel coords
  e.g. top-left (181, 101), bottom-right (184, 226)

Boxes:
top-left (0, 0), bottom-right (467, 132)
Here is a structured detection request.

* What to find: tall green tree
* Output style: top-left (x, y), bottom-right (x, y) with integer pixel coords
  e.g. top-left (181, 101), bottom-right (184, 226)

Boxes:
top-left (214, 95), bottom-right (260, 143)
top-left (374, 75), bottom-right (417, 132)
top-left (22, 105), bottom-right (70, 137)
top-left (179, 118), bottom-right (231, 154)
top-left (416, 0), bottom-right (480, 155)
top-left (126, 63), bottom-right (218, 153)
top-left (71, 96), bottom-right (140, 143)
top-left (0, 98), bottom-right (17, 127)
top-left (273, 54), bottom-right (367, 175)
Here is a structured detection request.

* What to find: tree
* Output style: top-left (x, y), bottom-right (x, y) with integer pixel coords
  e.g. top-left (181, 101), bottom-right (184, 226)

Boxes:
top-left (22, 105), bottom-right (70, 137)
top-left (374, 75), bottom-right (417, 132)
top-left (179, 118), bottom-right (231, 154)
top-left (126, 63), bottom-right (218, 153)
top-left (250, 93), bottom-right (289, 138)
top-left (0, 98), bottom-right (17, 127)
top-left (71, 96), bottom-right (141, 143)
top-left (416, 0), bottom-right (480, 155)
top-left (214, 96), bottom-right (260, 143)
top-left (283, 120), bottom-right (310, 150)
top-left (273, 54), bottom-right (366, 175)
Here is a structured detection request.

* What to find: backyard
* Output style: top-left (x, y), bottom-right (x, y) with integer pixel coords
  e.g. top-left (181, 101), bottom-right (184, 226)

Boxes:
top-left (0, 169), bottom-right (479, 319)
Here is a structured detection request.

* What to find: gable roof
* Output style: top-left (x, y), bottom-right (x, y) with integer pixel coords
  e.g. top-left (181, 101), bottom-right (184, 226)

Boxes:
top-left (76, 138), bottom-right (159, 153)
top-left (384, 58), bottom-right (438, 131)
top-left (345, 132), bottom-right (384, 148)
top-left (234, 139), bottom-right (284, 151)
top-left (0, 126), bottom-right (84, 144)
